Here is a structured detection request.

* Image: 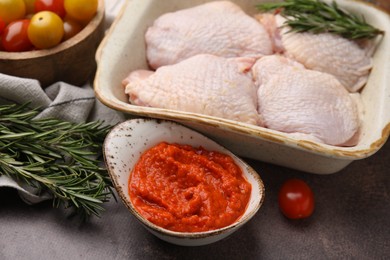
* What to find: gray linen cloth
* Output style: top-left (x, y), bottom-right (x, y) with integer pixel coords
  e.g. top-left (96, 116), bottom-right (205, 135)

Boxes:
top-left (0, 0), bottom-right (126, 204)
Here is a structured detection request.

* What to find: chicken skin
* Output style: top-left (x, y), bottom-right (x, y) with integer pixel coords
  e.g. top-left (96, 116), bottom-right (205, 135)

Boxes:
top-left (252, 55), bottom-right (360, 146)
top-left (123, 54), bottom-right (263, 126)
top-left (257, 14), bottom-right (373, 92)
top-left (146, 1), bottom-right (273, 69)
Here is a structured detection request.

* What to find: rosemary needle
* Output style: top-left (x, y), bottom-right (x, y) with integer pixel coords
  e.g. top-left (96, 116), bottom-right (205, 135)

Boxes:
top-left (257, 0), bottom-right (384, 39)
top-left (0, 103), bottom-right (114, 221)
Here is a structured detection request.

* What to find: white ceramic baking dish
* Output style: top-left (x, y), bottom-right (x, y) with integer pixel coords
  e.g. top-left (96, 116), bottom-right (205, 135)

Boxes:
top-left (94, 0), bottom-right (390, 174)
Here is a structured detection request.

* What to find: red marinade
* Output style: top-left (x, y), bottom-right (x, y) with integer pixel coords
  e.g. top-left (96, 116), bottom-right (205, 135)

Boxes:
top-left (129, 142), bottom-right (251, 232)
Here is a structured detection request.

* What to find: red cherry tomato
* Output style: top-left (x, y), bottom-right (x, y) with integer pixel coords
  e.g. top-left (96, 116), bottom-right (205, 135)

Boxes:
top-left (0, 17), bottom-right (5, 34)
top-left (0, 36), bottom-right (4, 51)
top-left (35, 0), bottom-right (66, 18)
top-left (278, 179), bottom-right (315, 219)
top-left (2, 19), bottom-right (33, 52)
top-left (62, 17), bottom-right (82, 41)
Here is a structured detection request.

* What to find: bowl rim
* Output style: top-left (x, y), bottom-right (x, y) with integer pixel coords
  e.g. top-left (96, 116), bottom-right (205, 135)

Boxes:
top-left (94, 0), bottom-right (390, 162)
top-left (0, 0), bottom-right (105, 59)
top-left (103, 118), bottom-right (266, 239)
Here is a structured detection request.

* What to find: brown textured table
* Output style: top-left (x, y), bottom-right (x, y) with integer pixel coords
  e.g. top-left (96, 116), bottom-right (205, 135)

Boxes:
top-left (1, 1), bottom-right (389, 259)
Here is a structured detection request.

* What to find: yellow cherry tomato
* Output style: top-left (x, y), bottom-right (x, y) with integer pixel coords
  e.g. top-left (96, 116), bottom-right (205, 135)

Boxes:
top-left (28, 11), bottom-right (64, 49)
top-left (23, 0), bottom-right (36, 14)
top-left (64, 0), bottom-right (98, 24)
top-left (0, 0), bottom-right (26, 24)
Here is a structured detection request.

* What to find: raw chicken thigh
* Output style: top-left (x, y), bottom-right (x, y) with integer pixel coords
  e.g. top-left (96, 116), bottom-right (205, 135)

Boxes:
top-left (252, 55), bottom-right (360, 146)
top-left (123, 54), bottom-right (262, 126)
top-left (257, 14), bottom-right (373, 92)
top-left (145, 1), bottom-right (273, 69)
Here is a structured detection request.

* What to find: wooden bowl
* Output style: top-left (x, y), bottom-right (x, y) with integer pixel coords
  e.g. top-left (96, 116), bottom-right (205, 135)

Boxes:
top-left (0, 0), bottom-right (105, 88)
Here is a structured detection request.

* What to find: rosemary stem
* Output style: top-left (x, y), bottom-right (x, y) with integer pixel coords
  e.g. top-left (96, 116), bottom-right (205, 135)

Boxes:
top-left (0, 103), bottom-right (114, 220)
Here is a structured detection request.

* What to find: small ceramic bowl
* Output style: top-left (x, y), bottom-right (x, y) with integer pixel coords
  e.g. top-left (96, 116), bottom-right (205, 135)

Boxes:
top-left (0, 0), bottom-right (105, 88)
top-left (103, 118), bottom-right (265, 246)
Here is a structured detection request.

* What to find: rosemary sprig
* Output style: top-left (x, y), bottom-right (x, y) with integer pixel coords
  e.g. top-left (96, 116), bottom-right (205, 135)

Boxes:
top-left (0, 103), bottom-right (114, 221)
top-left (257, 0), bottom-right (384, 39)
